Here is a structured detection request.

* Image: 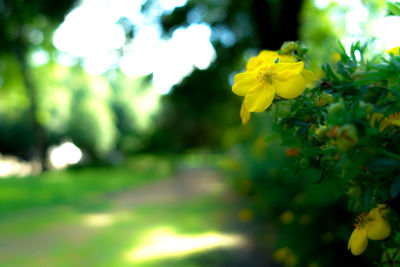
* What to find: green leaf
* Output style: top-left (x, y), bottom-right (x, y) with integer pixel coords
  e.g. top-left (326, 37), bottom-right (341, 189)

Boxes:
top-left (390, 175), bottom-right (400, 198)
top-left (322, 64), bottom-right (339, 81)
top-left (367, 157), bottom-right (400, 172)
top-left (388, 2), bottom-right (400, 16)
top-left (350, 41), bottom-right (361, 63)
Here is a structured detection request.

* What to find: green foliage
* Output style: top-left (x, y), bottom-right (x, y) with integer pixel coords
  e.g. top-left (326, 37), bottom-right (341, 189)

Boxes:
top-left (233, 40), bottom-right (400, 265)
top-left (0, 155), bottom-right (173, 215)
top-left (0, 0), bottom-right (77, 52)
top-left (387, 1), bottom-right (400, 16)
top-left (223, 123), bottom-right (373, 266)
top-left (231, 0), bottom-right (400, 258)
top-left (68, 98), bottom-right (117, 157)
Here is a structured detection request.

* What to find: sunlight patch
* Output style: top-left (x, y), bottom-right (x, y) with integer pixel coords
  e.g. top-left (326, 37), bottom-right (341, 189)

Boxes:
top-left (124, 227), bottom-right (247, 262)
top-left (48, 141), bottom-right (83, 170)
top-left (83, 213), bottom-right (114, 227)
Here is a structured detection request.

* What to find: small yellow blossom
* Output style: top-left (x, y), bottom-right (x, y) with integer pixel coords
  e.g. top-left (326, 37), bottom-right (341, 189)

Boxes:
top-left (332, 52), bottom-right (341, 63)
top-left (336, 124), bottom-right (358, 151)
top-left (233, 50), bottom-right (316, 124)
top-left (382, 112), bottom-right (400, 129)
top-left (240, 102), bottom-right (251, 124)
top-left (369, 112), bottom-right (400, 132)
top-left (238, 208), bottom-right (253, 223)
top-left (348, 204), bottom-right (391, 256)
top-left (273, 247), bottom-right (298, 267)
top-left (387, 46), bottom-right (400, 56)
top-left (280, 210), bottom-right (295, 224)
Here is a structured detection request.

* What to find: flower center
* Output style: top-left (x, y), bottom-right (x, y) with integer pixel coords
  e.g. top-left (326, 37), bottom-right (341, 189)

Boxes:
top-left (256, 66), bottom-right (276, 85)
top-left (354, 213), bottom-right (368, 228)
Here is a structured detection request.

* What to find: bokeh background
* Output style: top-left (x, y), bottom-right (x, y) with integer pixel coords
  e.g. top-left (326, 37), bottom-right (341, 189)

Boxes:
top-left (0, 0), bottom-right (399, 266)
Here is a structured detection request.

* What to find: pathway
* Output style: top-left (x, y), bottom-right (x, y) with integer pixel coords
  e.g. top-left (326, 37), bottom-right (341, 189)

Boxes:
top-left (0, 167), bottom-right (276, 267)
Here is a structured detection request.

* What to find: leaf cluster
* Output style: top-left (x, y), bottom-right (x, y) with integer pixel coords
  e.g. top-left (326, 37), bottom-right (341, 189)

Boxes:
top-left (262, 41), bottom-right (400, 263)
top-left (272, 41), bottom-right (400, 214)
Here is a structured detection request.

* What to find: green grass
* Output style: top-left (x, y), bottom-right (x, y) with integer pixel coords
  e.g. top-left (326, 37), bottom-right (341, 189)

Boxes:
top-left (0, 155), bottom-right (173, 215)
top-left (0, 155), bottom-right (260, 267)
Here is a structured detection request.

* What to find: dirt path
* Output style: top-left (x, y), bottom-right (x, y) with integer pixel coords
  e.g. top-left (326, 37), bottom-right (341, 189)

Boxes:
top-left (111, 167), bottom-right (231, 208)
top-left (0, 167), bottom-right (276, 267)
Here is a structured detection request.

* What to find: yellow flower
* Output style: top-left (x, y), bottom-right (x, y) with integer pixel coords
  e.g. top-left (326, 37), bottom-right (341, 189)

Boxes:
top-left (369, 112), bottom-right (400, 132)
top-left (233, 50), bottom-right (315, 124)
top-left (348, 204), bottom-right (391, 256)
top-left (273, 247), bottom-right (298, 267)
top-left (280, 210), bottom-right (295, 224)
top-left (369, 112), bottom-right (385, 130)
top-left (383, 112), bottom-right (400, 128)
top-left (387, 46), bottom-right (400, 56)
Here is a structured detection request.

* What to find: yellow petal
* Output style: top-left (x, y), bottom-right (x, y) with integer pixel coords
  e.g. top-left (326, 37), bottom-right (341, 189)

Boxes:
top-left (272, 73), bottom-right (307, 99)
top-left (257, 50), bottom-right (279, 63)
top-left (240, 101), bottom-right (251, 125)
top-left (388, 112), bottom-right (400, 127)
top-left (387, 46), bottom-right (400, 56)
top-left (366, 205), bottom-right (391, 240)
top-left (246, 57), bottom-right (262, 71)
top-left (244, 83), bottom-right (275, 112)
top-left (369, 112), bottom-right (384, 128)
top-left (301, 69), bottom-right (318, 81)
top-left (367, 218), bottom-right (391, 240)
top-left (273, 61), bottom-right (304, 77)
top-left (277, 55), bottom-right (297, 63)
top-left (246, 50), bottom-right (279, 70)
top-left (232, 71), bottom-right (258, 96)
top-left (379, 118), bottom-right (390, 132)
top-left (376, 204), bottom-right (388, 211)
top-left (390, 119), bottom-right (400, 127)
top-left (348, 226), bottom-right (368, 256)
top-left (368, 205), bottom-right (387, 218)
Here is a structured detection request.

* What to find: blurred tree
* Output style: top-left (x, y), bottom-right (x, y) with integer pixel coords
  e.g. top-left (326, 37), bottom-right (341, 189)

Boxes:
top-left (145, 0), bottom-right (304, 152)
top-left (0, 0), bottom-right (77, 167)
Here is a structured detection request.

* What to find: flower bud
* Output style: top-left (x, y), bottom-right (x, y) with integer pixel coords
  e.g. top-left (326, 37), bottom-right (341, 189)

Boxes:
top-left (327, 126), bottom-right (339, 138)
top-left (327, 101), bottom-right (345, 116)
top-left (316, 125), bottom-right (328, 140)
top-left (336, 124), bottom-right (358, 152)
top-left (280, 41), bottom-right (297, 54)
top-left (313, 92), bottom-right (334, 107)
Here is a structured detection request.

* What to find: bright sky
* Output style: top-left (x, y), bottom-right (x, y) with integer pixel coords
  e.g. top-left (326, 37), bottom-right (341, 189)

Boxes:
top-left (53, 0), bottom-right (400, 95)
top-left (53, 0), bottom-right (216, 94)
top-left (314, 0), bottom-right (400, 52)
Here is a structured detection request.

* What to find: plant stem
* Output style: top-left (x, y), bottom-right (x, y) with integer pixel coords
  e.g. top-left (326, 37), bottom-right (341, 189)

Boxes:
top-left (382, 149), bottom-right (400, 161)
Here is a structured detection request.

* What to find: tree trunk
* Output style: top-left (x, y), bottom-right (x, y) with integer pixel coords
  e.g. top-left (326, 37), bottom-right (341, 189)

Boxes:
top-left (252, 0), bottom-right (304, 50)
top-left (16, 45), bottom-right (47, 171)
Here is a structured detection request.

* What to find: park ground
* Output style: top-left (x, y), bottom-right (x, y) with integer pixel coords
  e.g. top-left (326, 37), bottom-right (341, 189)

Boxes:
top-left (0, 155), bottom-right (277, 267)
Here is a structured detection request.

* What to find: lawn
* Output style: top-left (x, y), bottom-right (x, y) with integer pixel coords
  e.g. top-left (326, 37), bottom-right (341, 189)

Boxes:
top-left (0, 155), bottom-right (173, 215)
top-left (0, 155), bottom-right (270, 267)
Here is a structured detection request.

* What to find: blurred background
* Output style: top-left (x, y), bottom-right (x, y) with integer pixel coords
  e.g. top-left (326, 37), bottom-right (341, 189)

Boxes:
top-left (0, 0), bottom-right (399, 266)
